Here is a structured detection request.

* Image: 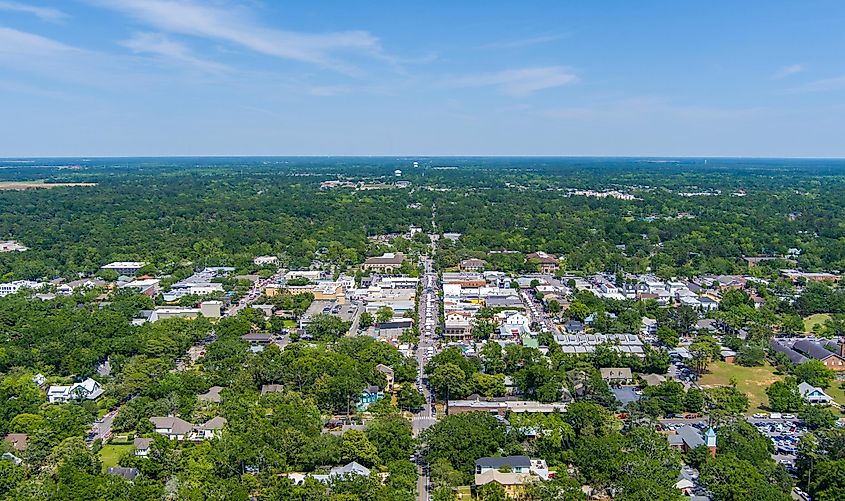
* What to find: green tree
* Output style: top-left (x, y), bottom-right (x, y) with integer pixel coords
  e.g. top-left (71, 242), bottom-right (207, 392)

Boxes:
top-left (700, 454), bottom-right (791, 501)
top-left (421, 413), bottom-right (510, 482)
top-left (366, 414), bottom-right (414, 464)
top-left (397, 384), bottom-right (426, 410)
top-left (766, 378), bottom-right (804, 413)
top-left (341, 429), bottom-right (381, 467)
top-left (429, 363), bottom-right (468, 400)
top-left (359, 311), bottom-right (374, 330)
top-left (800, 405), bottom-right (837, 430)
top-left (708, 385), bottom-right (750, 416)
top-left (376, 306), bottom-right (394, 324)
top-left (656, 325), bottom-right (679, 348)
top-left (477, 482), bottom-right (508, 501)
top-left (794, 360), bottom-right (835, 389)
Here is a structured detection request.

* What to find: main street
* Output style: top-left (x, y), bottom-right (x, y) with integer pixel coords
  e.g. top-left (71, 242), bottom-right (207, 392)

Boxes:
top-left (226, 268), bottom-right (285, 317)
top-left (520, 288), bottom-right (557, 334)
top-left (413, 251), bottom-right (438, 435)
top-left (415, 227), bottom-right (440, 501)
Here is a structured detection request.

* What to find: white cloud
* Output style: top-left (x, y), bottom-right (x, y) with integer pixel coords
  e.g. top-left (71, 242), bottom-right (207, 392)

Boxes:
top-left (92, 0), bottom-right (384, 73)
top-left (0, 1), bottom-right (67, 22)
top-left (121, 32), bottom-right (228, 73)
top-left (0, 26), bottom-right (80, 57)
top-left (788, 75), bottom-right (845, 93)
top-left (773, 64), bottom-right (805, 79)
top-left (449, 66), bottom-right (578, 96)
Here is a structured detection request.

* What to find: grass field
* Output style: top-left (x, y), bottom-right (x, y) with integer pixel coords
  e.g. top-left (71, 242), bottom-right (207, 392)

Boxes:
top-left (823, 383), bottom-right (845, 416)
top-left (699, 361), bottom-right (783, 414)
top-left (98, 444), bottom-right (133, 470)
top-left (804, 313), bottom-right (832, 333)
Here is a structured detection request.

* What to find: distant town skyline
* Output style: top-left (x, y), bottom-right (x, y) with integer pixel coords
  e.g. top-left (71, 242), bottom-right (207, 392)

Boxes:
top-left (1, 1), bottom-right (845, 157)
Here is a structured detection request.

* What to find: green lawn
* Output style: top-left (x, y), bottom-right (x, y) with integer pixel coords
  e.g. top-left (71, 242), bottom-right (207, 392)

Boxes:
top-left (823, 382), bottom-right (845, 416)
top-left (99, 444), bottom-right (133, 470)
top-left (699, 361), bottom-right (783, 414)
top-left (804, 313), bottom-right (832, 333)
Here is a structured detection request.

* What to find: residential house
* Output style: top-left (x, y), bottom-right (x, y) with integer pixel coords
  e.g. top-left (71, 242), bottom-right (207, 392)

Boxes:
top-left (474, 456), bottom-right (550, 498)
top-left (563, 320), bottom-right (585, 334)
top-left (475, 456), bottom-right (549, 477)
top-left (315, 461), bottom-right (371, 482)
top-left (362, 252), bottom-right (406, 273)
top-left (149, 416), bottom-right (226, 441)
top-left (150, 416), bottom-right (194, 441)
top-left (261, 384), bottom-right (285, 395)
top-left (798, 382), bottom-right (833, 405)
top-left (195, 416), bottom-right (226, 440)
top-left (284, 461), bottom-right (372, 485)
top-left (133, 437), bottom-right (152, 457)
top-left (460, 259), bottom-right (487, 272)
top-left (375, 364), bottom-right (395, 390)
top-left (197, 386), bottom-right (224, 404)
top-left (107, 467), bottom-right (140, 481)
top-left (599, 367), bottom-right (633, 386)
top-left (356, 385), bottom-right (384, 410)
top-left (241, 333), bottom-right (275, 352)
top-left (47, 378), bottom-right (104, 403)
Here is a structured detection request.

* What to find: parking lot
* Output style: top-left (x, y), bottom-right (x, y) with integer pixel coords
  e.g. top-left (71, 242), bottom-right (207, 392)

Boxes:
top-left (752, 420), bottom-right (806, 466)
top-left (303, 300), bottom-right (357, 323)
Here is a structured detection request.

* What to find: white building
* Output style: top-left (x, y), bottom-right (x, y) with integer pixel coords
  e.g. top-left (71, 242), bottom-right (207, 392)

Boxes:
top-left (47, 378), bottom-right (104, 403)
top-left (799, 382), bottom-right (833, 405)
top-left (101, 261), bottom-right (146, 276)
top-left (0, 280), bottom-right (44, 297)
top-left (253, 256), bottom-right (279, 266)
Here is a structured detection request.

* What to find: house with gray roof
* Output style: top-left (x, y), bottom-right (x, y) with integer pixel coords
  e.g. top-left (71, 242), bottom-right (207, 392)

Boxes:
top-left (792, 339), bottom-right (845, 371)
top-left (770, 339), bottom-right (808, 365)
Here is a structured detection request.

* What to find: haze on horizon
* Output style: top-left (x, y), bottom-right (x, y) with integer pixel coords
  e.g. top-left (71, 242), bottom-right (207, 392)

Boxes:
top-left (1, 1), bottom-right (844, 158)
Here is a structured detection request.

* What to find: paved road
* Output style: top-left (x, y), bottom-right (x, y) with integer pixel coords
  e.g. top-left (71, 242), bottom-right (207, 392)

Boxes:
top-left (227, 269), bottom-right (285, 316)
top-left (346, 300), bottom-right (363, 335)
top-left (413, 252), bottom-right (439, 436)
top-left (91, 408), bottom-right (118, 442)
top-left (520, 290), bottom-right (557, 333)
top-left (415, 229), bottom-right (440, 501)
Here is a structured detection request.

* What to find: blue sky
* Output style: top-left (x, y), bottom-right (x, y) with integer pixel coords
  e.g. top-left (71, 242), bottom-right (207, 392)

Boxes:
top-left (1, 1), bottom-right (844, 157)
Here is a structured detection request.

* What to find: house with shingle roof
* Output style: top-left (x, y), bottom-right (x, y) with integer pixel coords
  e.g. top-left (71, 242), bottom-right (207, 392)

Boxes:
top-left (792, 339), bottom-right (845, 371)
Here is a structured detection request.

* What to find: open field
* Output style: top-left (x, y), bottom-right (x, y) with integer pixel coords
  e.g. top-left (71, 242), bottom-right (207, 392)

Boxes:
top-left (804, 313), bottom-right (832, 333)
top-left (98, 444), bottom-right (133, 470)
top-left (822, 383), bottom-right (845, 415)
top-left (699, 361), bottom-right (783, 414)
top-left (0, 181), bottom-right (97, 190)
